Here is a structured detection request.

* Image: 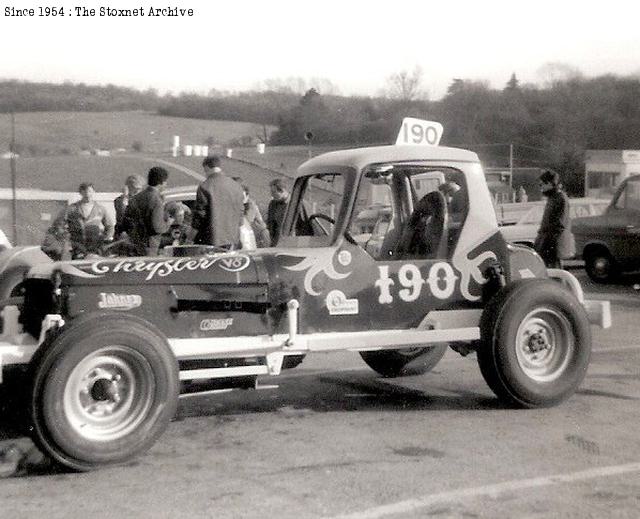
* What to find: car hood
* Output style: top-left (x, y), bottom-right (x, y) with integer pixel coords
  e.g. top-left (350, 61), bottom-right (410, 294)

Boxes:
top-left (29, 250), bottom-right (271, 286)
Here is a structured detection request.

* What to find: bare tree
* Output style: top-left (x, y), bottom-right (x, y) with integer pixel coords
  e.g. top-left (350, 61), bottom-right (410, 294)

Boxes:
top-left (537, 62), bottom-right (584, 87)
top-left (384, 66), bottom-right (427, 101)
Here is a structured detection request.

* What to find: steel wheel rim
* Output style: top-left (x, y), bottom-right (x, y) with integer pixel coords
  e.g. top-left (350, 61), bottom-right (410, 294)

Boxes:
top-left (63, 346), bottom-right (155, 442)
top-left (515, 307), bottom-right (574, 382)
top-left (591, 256), bottom-right (610, 279)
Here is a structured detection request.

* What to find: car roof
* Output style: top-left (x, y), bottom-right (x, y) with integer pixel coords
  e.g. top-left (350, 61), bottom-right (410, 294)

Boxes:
top-left (296, 145), bottom-right (479, 177)
top-left (164, 185), bottom-right (197, 199)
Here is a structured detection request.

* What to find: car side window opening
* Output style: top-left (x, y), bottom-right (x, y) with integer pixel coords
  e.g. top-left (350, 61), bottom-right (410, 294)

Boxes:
top-left (615, 179), bottom-right (640, 211)
top-left (353, 164), bottom-right (468, 261)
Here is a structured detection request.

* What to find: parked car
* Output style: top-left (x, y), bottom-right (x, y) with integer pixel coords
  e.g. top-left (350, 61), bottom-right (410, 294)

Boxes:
top-left (0, 121), bottom-right (609, 471)
top-left (500, 198), bottom-right (609, 249)
top-left (573, 174), bottom-right (640, 282)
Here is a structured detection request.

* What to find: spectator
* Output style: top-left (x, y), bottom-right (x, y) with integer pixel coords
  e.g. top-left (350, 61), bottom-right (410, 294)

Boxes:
top-left (159, 201), bottom-right (192, 248)
top-left (231, 177), bottom-right (256, 250)
top-left (534, 169), bottom-right (573, 268)
top-left (41, 217), bottom-right (71, 261)
top-left (192, 155), bottom-right (245, 249)
top-left (240, 183), bottom-right (270, 248)
top-left (267, 178), bottom-right (289, 246)
top-left (114, 174), bottom-right (144, 238)
top-left (517, 185), bottom-right (528, 203)
top-left (60, 183), bottom-right (114, 258)
top-left (124, 167), bottom-right (173, 256)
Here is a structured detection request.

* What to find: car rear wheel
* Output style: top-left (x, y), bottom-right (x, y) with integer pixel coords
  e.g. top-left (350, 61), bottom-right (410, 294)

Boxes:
top-left (584, 249), bottom-right (617, 283)
top-left (30, 313), bottom-right (179, 471)
top-left (360, 345), bottom-right (447, 377)
top-left (477, 279), bottom-right (591, 408)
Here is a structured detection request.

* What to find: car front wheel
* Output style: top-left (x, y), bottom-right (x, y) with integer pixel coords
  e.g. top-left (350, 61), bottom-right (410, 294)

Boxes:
top-left (477, 279), bottom-right (591, 408)
top-left (30, 313), bottom-right (179, 471)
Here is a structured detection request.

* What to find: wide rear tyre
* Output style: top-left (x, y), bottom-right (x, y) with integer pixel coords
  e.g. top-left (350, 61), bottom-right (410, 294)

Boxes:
top-left (478, 278), bottom-right (591, 408)
top-left (360, 345), bottom-right (447, 378)
top-left (30, 313), bottom-right (179, 471)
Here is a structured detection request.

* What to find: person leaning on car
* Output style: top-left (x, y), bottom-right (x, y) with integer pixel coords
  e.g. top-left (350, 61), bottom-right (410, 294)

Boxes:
top-left (60, 182), bottom-right (114, 258)
top-left (534, 169), bottom-right (574, 268)
top-left (123, 167), bottom-right (173, 256)
top-left (192, 155), bottom-right (245, 250)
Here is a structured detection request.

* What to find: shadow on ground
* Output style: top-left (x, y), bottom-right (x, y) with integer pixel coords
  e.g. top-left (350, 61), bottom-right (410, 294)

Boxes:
top-left (0, 368), bottom-right (506, 478)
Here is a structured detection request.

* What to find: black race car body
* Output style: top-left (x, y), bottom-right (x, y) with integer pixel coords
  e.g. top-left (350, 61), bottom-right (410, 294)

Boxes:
top-left (0, 120), bottom-right (611, 471)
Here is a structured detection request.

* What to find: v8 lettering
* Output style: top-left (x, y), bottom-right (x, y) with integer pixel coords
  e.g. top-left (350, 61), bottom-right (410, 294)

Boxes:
top-left (375, 262), bottom-right (459, 304)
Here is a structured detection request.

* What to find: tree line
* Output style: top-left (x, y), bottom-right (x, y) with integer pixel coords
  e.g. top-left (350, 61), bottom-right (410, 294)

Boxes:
top-left (1, 73), bottom-right (640, 195)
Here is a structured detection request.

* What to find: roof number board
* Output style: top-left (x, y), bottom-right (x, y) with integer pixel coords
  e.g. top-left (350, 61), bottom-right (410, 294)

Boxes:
top-left (395, 118), bottom-right (443, 146)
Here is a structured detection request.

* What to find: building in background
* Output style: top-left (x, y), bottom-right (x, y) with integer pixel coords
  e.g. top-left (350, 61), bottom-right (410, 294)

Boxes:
top-left (585, 150), bottom-right (640, 198)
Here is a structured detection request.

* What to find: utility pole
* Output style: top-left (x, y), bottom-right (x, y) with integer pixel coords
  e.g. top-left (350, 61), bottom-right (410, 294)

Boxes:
top-left (509, 143), bottom-right (514, 192)
top-left (509, 143), bottom-right (513, 176)
top-left (10, 112), bottom-right (17, 245)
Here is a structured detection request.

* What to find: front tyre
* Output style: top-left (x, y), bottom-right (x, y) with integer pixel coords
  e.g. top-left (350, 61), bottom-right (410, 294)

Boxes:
top-left (360, 345), bottom-right (447, 377)
top-left (478, 279), bottom-right (591, 408)
top-left (30, 314), bottom-right (179, 471)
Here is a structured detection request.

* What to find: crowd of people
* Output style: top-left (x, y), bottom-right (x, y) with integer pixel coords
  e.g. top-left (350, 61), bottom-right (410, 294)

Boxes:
top-left (41, 155), bottom-right (290, 260)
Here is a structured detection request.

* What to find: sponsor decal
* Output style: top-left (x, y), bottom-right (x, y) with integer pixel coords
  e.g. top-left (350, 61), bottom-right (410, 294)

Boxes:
top-left (278, 249), bottom-right (351, 296)
top-left (326, 290), bottom-right (359, 315)
top-left (88, 253), bottom-right (251, 282)
top-left (98, 292), bottom-right (142, 310)
top-left (337, 250), bottom-right (352, 266)
top-left (199, 318), bottom-right (233, 331)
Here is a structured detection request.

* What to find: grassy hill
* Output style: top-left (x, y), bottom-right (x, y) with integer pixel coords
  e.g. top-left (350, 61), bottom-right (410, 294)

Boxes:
top-left (231, 144), bottom-right (355, 176)
top-left (0, 153), bottom-right (292, 244)
top-left (0, 111), bottom-right (354, 244)
top-left (0, 111), bottom-right (274, 155)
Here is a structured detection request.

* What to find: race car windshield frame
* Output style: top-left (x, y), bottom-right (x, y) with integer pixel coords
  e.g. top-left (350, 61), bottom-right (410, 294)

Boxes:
top-left (278, 166), bottom-right (357, 248)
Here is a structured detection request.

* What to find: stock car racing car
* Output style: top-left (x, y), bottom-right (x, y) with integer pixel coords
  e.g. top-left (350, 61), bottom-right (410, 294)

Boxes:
top-left (0, 119), bottom-right (610, 471)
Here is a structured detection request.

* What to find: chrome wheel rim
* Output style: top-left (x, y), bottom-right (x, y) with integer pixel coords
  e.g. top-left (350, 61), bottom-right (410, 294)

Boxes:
top-left (63, 346), bottom-right (155, 442)
top-left (515, 307), bottom-right (574, 382)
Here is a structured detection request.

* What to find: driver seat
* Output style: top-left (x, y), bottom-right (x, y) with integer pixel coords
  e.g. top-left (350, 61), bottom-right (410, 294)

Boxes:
top-left (394, 191), bottom-right (449, 260)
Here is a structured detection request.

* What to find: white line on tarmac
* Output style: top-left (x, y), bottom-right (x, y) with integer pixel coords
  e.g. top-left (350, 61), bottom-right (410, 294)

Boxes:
top-left (332, 462), bottom-right (640, 519)
top-left (592, 345), bottom-right (640, 353)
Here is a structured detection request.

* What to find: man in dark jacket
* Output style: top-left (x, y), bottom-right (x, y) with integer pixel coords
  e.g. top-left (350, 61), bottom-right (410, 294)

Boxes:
top-left (534, 169), bottom-right (574, 268)
top-left (266, 178), bottom-right (289, 246)
top-left (193, 155), bottom-right (245, 249)
top-left (114, 174), bottom-right (144, 238)
top-left (124, 167), bottom-right (173, 256)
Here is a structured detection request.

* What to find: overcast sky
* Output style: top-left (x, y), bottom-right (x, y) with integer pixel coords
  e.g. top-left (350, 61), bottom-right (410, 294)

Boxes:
top-left (2, 0), bottom-right (639, 99)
